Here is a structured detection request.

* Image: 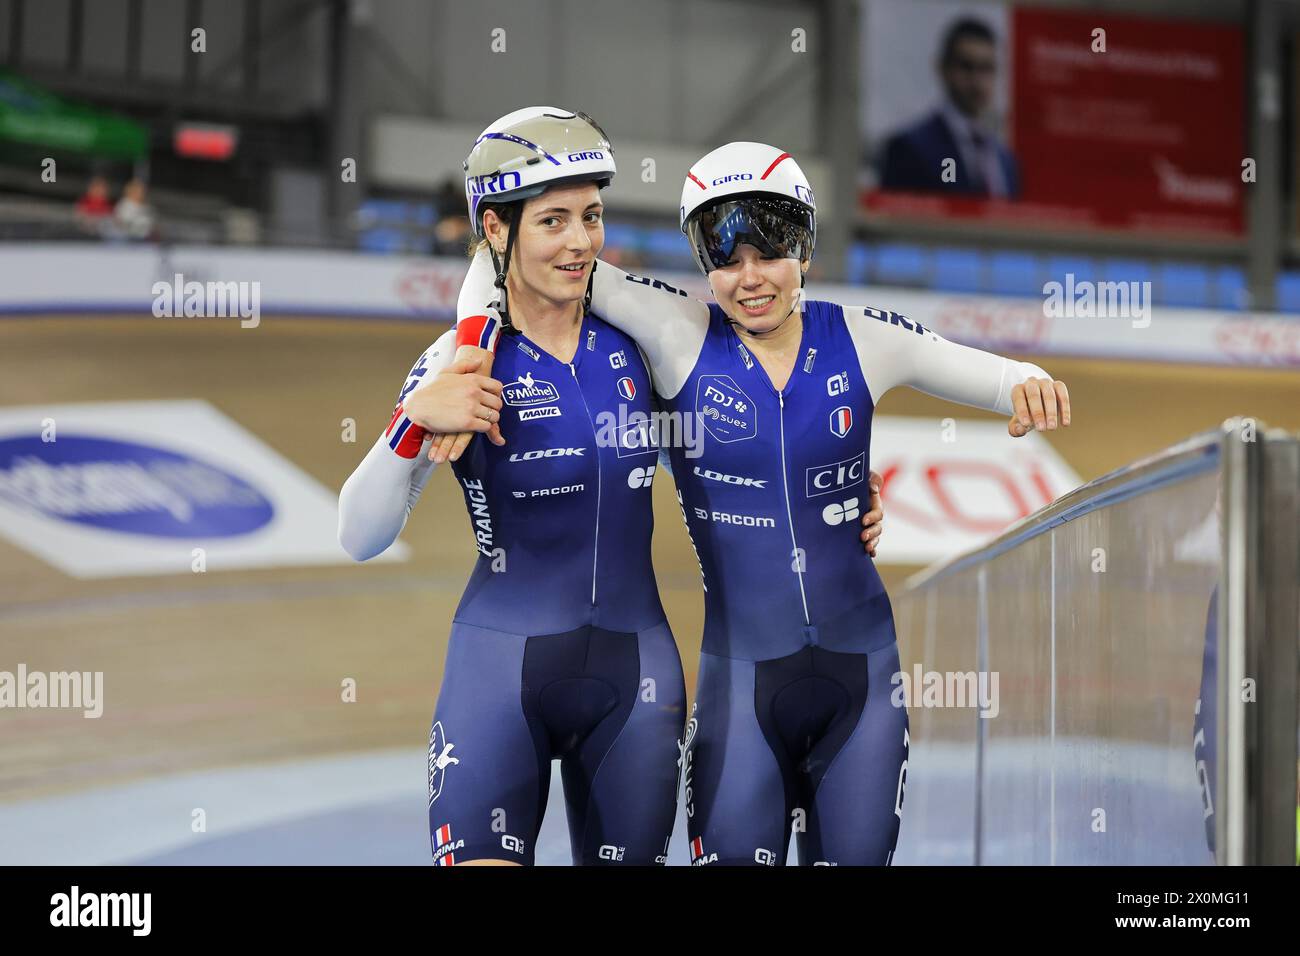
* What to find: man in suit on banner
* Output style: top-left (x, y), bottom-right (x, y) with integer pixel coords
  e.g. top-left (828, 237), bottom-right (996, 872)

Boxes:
top-left (878, 17), bottom-right (1020, 199)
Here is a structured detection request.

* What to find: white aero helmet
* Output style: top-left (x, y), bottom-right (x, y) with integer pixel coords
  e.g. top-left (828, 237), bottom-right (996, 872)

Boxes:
top-left (464, 106), bottom-right (616, 239)
top-left (679, 142), bottom-right (817, 275)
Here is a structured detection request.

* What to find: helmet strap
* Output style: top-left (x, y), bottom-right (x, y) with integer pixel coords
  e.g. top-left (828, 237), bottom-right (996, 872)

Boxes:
top-left (490, 215), bottom-right (522, 336)
top-left (583, 260), bottom-right (596, 314)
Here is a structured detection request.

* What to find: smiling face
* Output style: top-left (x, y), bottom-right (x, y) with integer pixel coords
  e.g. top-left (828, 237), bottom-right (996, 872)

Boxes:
top-left (482, 182), bottom-right (604, 313)
top-left (707, 244), bottom-right (809, 335)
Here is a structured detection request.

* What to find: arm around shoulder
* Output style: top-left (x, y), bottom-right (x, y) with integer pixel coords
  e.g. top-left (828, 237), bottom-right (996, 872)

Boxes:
top-left (842, 304), bottom-right (1066, 429)
top-left (337, 330), bottom-right (460, 560)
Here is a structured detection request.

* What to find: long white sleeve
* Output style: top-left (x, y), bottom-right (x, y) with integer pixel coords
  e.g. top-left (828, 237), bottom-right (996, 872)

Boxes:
top-left (455, 246), bottom-right (500, 327)
top-left (456, 247), bottom-right (710, 398)
top-left (584, 259), bottom-right (711, 398)
top-left (842, 304), bottom-right (1050, 415)
top-left (337, 329), bottom-right (454, 561)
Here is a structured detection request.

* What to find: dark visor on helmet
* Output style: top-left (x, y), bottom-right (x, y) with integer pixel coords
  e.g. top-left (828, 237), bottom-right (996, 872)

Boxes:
top-left (686, 197), bottom-right (814, 272)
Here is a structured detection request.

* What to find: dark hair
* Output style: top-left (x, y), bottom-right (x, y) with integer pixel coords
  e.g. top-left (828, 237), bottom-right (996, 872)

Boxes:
top-left (468, 201), bottom-right (517, 259)
top-left (940, 17), bottom-right (996, 65)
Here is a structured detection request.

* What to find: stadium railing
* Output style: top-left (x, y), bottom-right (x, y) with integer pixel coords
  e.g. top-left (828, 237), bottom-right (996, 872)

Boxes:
top-left (892, 419), bottom-right (1299, 865)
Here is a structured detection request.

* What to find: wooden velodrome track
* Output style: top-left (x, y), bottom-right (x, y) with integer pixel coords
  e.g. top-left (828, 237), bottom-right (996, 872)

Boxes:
top-left (2, 312), bottom-right (1298, 809)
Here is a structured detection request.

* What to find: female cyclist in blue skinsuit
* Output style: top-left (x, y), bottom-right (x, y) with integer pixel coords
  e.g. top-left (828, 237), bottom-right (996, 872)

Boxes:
top-left (451, 136), bottom-right (1072, 865)
top-left (339, 109), bottom-right (688, 866)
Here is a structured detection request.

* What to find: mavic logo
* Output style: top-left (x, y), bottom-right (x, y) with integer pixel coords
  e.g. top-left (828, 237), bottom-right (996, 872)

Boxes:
top-left (822, 497), bottom-right (860, 526)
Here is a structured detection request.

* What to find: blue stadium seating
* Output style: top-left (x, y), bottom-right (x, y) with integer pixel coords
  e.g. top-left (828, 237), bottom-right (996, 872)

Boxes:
top-left (931, 248), bottom-right (984, 293)
top-left (1158, 263), bottom-right (1212, 308)
top-left (846, 243), bottom-right (874, 285)
top-left (988, 251), bottom-right (1040, 297)
top-left (1044, 255), bottom-right (1096, 290)
top-left (1214, 267), bottom-right (1247, 311)
top-left (1275, 271), bottom-right (1300, 313)
top-left (873, 243), bottom-right (927, 285)
top-left (1099, 258), bottom-right (1154, 288)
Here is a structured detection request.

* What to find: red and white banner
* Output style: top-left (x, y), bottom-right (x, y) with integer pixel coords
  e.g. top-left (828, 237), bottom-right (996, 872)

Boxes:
top-left (861, 1), bottom-right (1245, 238)
top-left (870, 416), bottom-right (1082, 565)
top-left (1012, 7), bottom-right (1244, 236)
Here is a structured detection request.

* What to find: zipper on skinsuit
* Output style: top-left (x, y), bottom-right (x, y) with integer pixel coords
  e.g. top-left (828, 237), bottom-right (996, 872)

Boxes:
top-left (778, 392), bottom-right (811, 625)
top-left (570, 362), bottom-right (600, 606)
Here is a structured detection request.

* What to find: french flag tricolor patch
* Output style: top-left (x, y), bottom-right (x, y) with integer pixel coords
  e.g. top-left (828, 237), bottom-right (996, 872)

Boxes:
top-left (617, 376), bottom-right (636, 401)
top-left (433, 824), bottom-right (456, 866)
top-left (690, 836), bottom-right (704, 861)
top-left (829, 405), bottom-right (853, 438)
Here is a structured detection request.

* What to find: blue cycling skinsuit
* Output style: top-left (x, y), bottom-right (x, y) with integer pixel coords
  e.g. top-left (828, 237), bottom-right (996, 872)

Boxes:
top-left (670, 299), bottom-right (910, 867)
top-left (338, 317), bottom-right (685, 866)
top-left (459, 251), bottom-right (1050, 866)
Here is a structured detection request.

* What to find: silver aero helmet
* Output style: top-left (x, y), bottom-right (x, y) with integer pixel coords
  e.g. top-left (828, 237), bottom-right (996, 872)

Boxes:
top-left (679, 142), bottom-right (816, 276)
top-left (464, 106), bottom-right (616, 239)
top-left (463, 107), bottom-right (616, 331)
